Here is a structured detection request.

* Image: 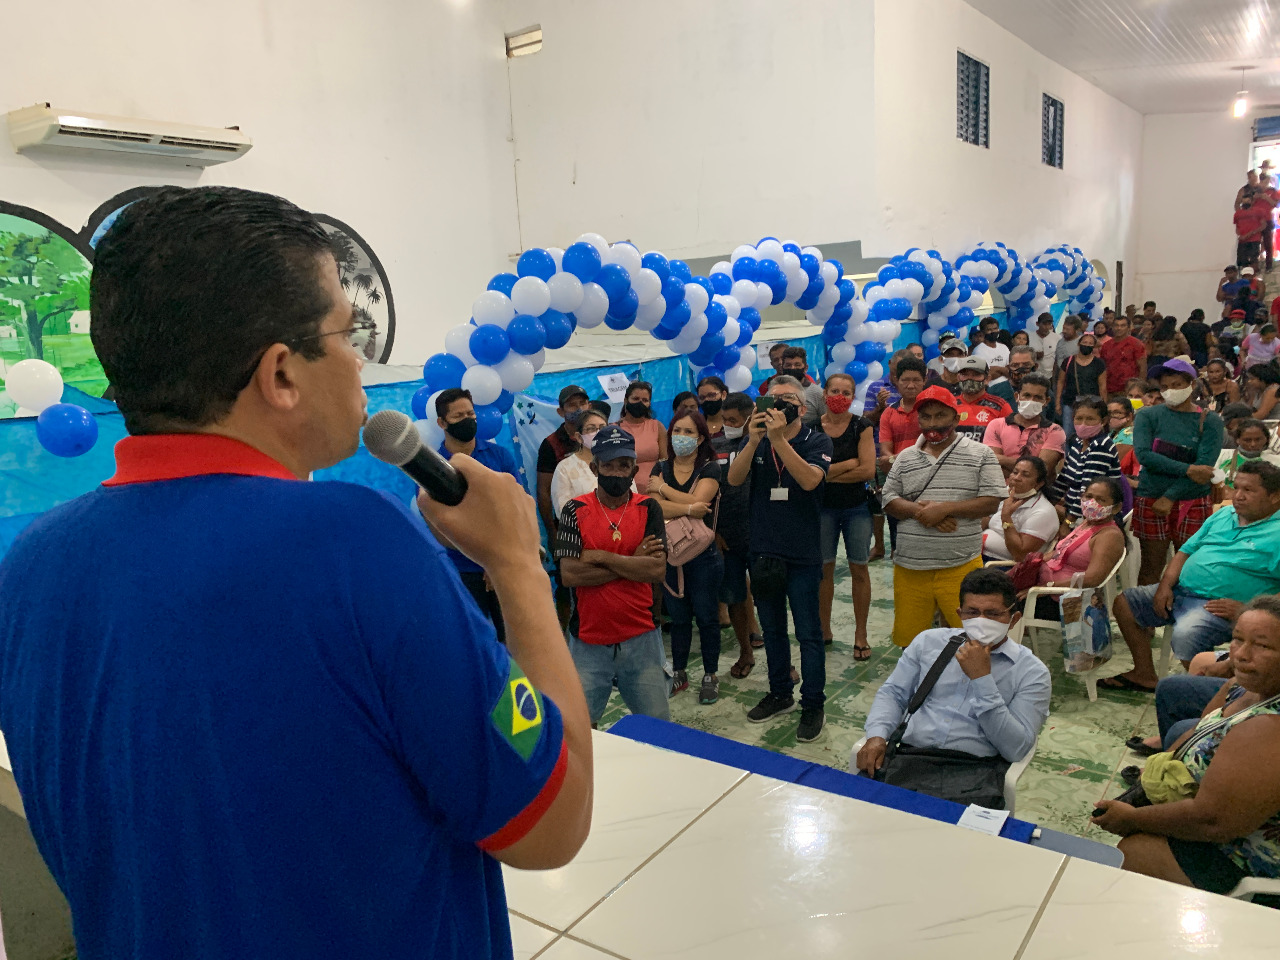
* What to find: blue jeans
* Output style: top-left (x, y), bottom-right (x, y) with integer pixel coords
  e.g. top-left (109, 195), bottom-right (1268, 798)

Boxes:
top-left (665, 545), bottom-right (724, 675)
top-left (753, 560), bottom-right (825, 709)
top-left (1060, 404), bottom-right (1075, 444)
top-left (1122, 584), bottom-right (1235, 660)
top-left (819, 504), bottom-right (872, 564)
top-left (569, 629), bottom-right (671, 725)
top-left (1156, 674), bottom-right (1226, 750)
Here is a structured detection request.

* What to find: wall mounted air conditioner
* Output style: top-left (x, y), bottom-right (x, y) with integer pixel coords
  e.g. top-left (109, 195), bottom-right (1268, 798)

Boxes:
top-left (6, 103), bottom-right (252, 165)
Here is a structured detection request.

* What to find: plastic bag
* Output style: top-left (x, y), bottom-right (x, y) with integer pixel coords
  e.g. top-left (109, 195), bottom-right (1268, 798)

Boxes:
top-left (1058, 574), bottom-right (1113, 673)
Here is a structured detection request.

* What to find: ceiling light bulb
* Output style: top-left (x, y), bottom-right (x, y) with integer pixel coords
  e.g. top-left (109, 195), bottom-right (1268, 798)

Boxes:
top-left (1234, 94), bottom-right (1249, 118)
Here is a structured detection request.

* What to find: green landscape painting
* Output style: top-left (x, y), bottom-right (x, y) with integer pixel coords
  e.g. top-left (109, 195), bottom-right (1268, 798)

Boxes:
top-left (0, 211), bottom-right (104, 417)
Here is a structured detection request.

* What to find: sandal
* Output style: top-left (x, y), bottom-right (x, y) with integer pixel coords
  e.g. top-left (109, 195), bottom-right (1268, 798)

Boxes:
top-left (729, 657), bottom-right (755, 679)
top-left (853, 643), bottom-right (872, 662)
top-left (750, 632), bottom-right (765, 649)
top-left (1098, 675), bottom-right (1157, 693)
top-left (867, 547), bottom-right (886, 563)
top-left (1124, 735), bottom-right (1161, 757)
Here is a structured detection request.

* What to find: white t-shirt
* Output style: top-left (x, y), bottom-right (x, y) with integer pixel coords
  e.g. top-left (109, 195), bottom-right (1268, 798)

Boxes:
top-left (974, 341), bottom-right (1010, 377)
top-left (551, 453), bottom-right (637, 516)
top-left (981, 493), bottom-right (1059, 561)
top-left (1028, 331), bottom-right (1061, 378)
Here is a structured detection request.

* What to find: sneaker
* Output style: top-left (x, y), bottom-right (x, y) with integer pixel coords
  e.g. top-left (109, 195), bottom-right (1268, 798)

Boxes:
top-left (698, 674), bottom-right (719, 705)
top-left (746, 692), bottom-right (796, 723)
top-left (670, 670), bottom-right (689, 696)
top-left (796, 707), bottom-right (825, 743)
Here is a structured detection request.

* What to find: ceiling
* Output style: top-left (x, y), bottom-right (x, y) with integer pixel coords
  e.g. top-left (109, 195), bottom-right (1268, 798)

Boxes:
top-left (963, 0), bottom-right (1280, 115)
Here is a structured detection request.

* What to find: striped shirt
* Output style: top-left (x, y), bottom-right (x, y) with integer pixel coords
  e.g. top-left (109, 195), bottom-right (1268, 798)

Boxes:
top-left (881, 435), bottom-right (1008, 570)
top-left (1049, 435), bottom-right (1122, 518)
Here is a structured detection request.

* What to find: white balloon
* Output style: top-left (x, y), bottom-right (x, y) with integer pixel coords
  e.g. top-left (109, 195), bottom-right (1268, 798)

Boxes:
top-left (882, 321), bottom-right (902, 342)
top-left (801, 245), bottom-right (823, 262)
top-left (817, 284), bottom-right (840, 313)
top-left (731, 244), bottom-right (756, 263)
top-left (848, 299), bottom-right (869, 324)
top-left (831, 342), bottom-right (857, 366)
top-left (720, 319), bottom-right (741, 346)
top-left (5, 359), bottom-right (63, 412)
top-left (908, 249), bottom-right (931, 265)
top-left (901, 278), bottom-right (925, 303)
top-left (414, 416), bottom-right (445, 450)
top-left (632, 267), bottom-right (662, 305)
top-left (605, 242), bottom-right (643, 277)
top-left (461, 364), bottom-right (503, 405)
top-left (576, 282), bottom-right (609, 327)
top-left (672, 330), bottom-right (702, 354)
top-left (805, 310), bottom-right (827, 327)
top-left (637, 296), bottom-right (668, 323)
top-left (546, 272), bottom-right (584, 312)
top-left (785, 270), bottom-right (808, 300)
top-left (738, 345), bottom-right (757, 368)
top-left (495, 353), bottom-right (535, 393)
top-left (528, 347), bottom-right (547, 371)
top-left (781, 251), bottom-right (802, 279)
top-left (731, 279), bottom-right (757, 309)
top-left (14, 406), bottom-right (40, 418)
top-left (684, 282), bottom-right (710, 316)
top-left (725, 364), bottom-right (753, 393)
top-left (545, 247), bottom-right (564, 271)
top-left (921, 328), bottom-right (940, 346)
top-left (575, 232), bottom-right (609, 257)
top-left (756, 281), bottom-right (773, 308)
top-left (710, 260), bottom-right (732, 276)
top-left (864, 361), bottom-right (884, 384)
top-left (719, 295), bottom-right (741, 320)
top-left (633, 311), bottom-right (662, 332)
top-left (685, 312), bottom-right (709, 339)
top-left (756, 239), bottom-right (785, 263)
top-left (940, 300), bottom-right (961, 318)
top-left (510, 276), bottom-right (551, 317)
top-left (825, 361), bottom-right (845, 381)
top-left (819, 261), bottom-right (838, 286)
top-left (884, 278), bottom-right (906, 298)
top-left (847, 324), bottom-right (871, 344)
top-left (865, 286), bottom-right (888, 306)
top-left (472, 291), bottom-right (515, 328)
top-left (445, 323), bottom-right (478, 365)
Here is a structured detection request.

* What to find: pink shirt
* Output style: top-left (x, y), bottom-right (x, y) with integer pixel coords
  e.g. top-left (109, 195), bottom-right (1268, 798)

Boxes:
top-left (1039, 523), bottom-right (1103, 584)
top-left (616, 416), bottom-right (663, 485)
top-left (982, 417), bottom-right (1067, 461)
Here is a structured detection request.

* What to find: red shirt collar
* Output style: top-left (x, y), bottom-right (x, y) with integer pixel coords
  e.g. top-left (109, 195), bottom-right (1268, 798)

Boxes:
top-left (103, 434), bottom-right (299, 486)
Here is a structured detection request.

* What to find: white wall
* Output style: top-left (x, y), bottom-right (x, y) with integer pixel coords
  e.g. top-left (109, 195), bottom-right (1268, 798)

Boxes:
top-left (1133, 113), bottom-right (1251, 320)
top-left (0, 0), bottom-right (522, 364)
top-left (871, 0), bottom-right (1142, 281)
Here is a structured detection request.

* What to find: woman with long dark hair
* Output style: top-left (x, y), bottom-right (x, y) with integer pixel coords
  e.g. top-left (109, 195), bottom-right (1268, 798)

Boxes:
top-left (616, 380), bottom-right (668, 485)
top-left (1199, 358), bottom-right (1240, 414)
top-left (1146, 315), bottom-right (1189, 377)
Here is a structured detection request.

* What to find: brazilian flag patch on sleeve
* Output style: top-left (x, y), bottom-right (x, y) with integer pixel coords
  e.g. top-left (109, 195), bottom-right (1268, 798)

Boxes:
top-left (490, 661), bottom-right (545, 762)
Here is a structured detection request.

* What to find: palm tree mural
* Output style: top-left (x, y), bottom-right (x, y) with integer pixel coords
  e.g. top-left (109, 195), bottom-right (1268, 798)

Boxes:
top-left (324, 225), bottom-right (393, 362)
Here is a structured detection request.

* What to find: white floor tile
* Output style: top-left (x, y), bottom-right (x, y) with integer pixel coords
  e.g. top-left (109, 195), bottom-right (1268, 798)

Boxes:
top-left (502, 730), bottom-right (747, 931)
top-left (538, 937), bottom-right (620, 960)
top-left (571, 775), bottom-right (1066, 960)
top-left (1020, 857), bottom-right (1280, 959)
top-left (508, 913), bottom-right (558, 960)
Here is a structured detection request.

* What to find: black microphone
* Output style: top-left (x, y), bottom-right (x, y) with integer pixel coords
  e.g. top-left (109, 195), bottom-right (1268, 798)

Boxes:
top-left (364, 409), bottom-right (468, 506)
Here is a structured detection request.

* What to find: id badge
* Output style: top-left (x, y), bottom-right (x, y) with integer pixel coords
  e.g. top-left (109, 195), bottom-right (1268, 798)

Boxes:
top-left (770, 486), bottom-right (789, 501)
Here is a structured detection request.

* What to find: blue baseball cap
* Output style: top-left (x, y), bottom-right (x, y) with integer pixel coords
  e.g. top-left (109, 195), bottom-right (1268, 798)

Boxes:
top-left (590, 425), bottom-right (637, 463)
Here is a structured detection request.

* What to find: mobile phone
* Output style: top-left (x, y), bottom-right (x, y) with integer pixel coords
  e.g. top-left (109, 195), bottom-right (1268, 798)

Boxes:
top-left (754, 396), bottom-right (776, 413)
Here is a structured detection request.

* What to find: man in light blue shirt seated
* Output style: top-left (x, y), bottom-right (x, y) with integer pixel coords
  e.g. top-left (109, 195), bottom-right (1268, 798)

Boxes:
top-left (857, 569), bottom-right (1051, 778)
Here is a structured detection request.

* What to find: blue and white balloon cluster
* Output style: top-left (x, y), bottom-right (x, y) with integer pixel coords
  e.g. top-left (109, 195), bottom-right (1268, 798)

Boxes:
top-left (959, 242), bottom-right (1106, 333)
top-left (1029, 245), bottom-right (1106, 322)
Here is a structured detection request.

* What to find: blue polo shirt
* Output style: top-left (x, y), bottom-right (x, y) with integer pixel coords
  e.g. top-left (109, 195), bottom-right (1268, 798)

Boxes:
top-left (438, 438), bottom-right (524, 575)
top-left (743, 425), bottom-right (833, 565)
top-left (1179, 504), bottom-right (1280, 602)
top-left (0, 434), bottom-right (566, 960)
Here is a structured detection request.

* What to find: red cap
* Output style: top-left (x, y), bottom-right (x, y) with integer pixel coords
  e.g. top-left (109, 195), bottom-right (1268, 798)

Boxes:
top-left (1229, 309), bottom-right (1247, 319)
top-left (915, 385), bottom-right (959, 412)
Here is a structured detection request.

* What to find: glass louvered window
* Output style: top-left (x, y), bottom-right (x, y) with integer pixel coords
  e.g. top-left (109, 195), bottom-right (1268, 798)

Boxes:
top-left (1043, 94), bottom-right (1064, 169)
top-left (957, 51), bottom-right (990, 148)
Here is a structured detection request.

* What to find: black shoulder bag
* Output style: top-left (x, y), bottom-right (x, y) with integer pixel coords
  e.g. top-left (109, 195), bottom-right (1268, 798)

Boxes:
top-left (864, 633), bottom-right (1012, 809)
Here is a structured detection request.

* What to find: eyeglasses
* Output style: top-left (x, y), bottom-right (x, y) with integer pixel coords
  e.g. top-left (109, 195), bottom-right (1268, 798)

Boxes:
top-left (290, 318), bottom-right (378, 358)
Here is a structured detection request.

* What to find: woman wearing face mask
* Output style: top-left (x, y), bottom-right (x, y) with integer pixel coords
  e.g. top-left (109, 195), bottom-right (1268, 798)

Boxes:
top-left (1216, 420), bottom-right (1275, 499)
top-left (647, 413), bottom-right (723, 703)
top-left (817, 374), bottom-right (877, 659)
top-left (1245, 363), bottom-right (1280, 419)
top-left (696, 375), bottom-right (728, 436)
top-left (982, 456), bottom-right (1058, 562)
top-left (1108, 396), bottom-right (1141, 490)
top-left (616, 381), bottom-right (668, 487)
top-left (1055, 333), bottom-right (1107, 442)
top-left (1050, 395), bottom-right (1123, 525)
top-left (1198, 358), bottom-right (1240, 414)
top-left (1032, 478), bottom-right (1127, 621)
top-left (550, 410), bottom-right (617, 515)
top-left (1131, 359), bottom-right (1227, 586)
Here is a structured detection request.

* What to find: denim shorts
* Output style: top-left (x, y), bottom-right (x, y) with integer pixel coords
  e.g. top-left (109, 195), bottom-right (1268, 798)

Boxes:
top-left (1122, 583), bottom-right (1234, 661)
top-left (718, 544), bottom-right (750, 605)
top-left (819, 504), bottom-right (872, 565)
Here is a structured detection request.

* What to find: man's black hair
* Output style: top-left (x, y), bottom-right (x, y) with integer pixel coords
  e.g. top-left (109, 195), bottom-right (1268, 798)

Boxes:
top-left (722, 392), bottom-right (754, 415)
top-left (959, 568), bottom-right (1018, 611)
top-left (1238, 459), bottom-right (1280, 494)
top-left (1221, 402), bottom-right (1255, 424)
top-left (895, 356), bottom-right (927, 379)
top-left (435, 387), bottom-right (473, 419)
top-left (589, 399), bottom-right (613, 421)
top-left (672, 390), bottom-right (697, 412)
top-left (1018, 373), bottom-right (1052, 394)
top-left (781, 346), bottom-right (808, 363)
top-left (91, 185), bottom-right (335, 434)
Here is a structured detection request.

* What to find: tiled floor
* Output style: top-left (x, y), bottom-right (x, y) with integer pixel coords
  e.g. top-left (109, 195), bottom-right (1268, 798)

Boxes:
top-left (599, 558), bottom-right (1174, 845)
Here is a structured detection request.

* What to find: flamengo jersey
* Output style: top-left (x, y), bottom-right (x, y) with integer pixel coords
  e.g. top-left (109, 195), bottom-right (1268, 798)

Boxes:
top-left (0, 434), bottom-right (566, 960)
top-left (956, 393), bottom-right (1012, 441)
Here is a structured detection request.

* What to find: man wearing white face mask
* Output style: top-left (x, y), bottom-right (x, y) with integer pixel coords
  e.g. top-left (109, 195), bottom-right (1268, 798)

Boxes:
top-left (856, 569), bottom-right (1051, 807)
top-left (926, 337), bottom-right (968, 391)
top-left (982, 373), bottom-right (1066, 478)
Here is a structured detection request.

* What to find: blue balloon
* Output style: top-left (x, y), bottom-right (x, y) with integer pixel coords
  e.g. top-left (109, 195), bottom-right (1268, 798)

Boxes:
top-left (487, 272), bottom-right (518, 295)
top-left (828, 259), bottom-right (845, 280)
top-left (690, 331), bottom-right (727, 366)
top-left (692, 276), bottom-right (716, 299)
top-left (662, 299), bottom-right (692, 328)
top-left (836, 278), bottom-right (857, 304)
top-left (953, 307), bottom-right (975, 327)
top-left (1042, 281), bottom-right (1058, 300)
top-left (475, 404), bottom-right (505, 441)
top-left (469, 324), bottom-right (510, 365)
top-left (696, 366), bottom-right (725, 386)
top-left (669, 259), bottom-right (692, 282)
top-left (899, 261), bottom-right (929, 286)
top-left (854, 341), bottom-right (880, 363)
top-left (758, 235), bottom-right (779, 244)
top-left (863, 280), bottom-right (882, 298)
top-left (796, 276), bottom-right (824, 311)
top-left (735, 322), bottom-right (755, 347)
top-left (641, 251), bottom-right (671, 282)
top-left (610, 288), bottom-right (639, 320)
top-left (831, 302), bottom-right (853, 325)
top-left (662, 275), bottom-right (687, 307)
top-left (507, 313), bottom-right (547, 354)
top-left (594, 263), bottom-right (632, 305)
top-left (844, 360), bottom-right (869, 383)
top-left (877, 265), bottom-right (901, 284)
top-left (870, 299), bottom-right (895, 322)
top-left (562, 241), bottom-right (603, 282)
top-left (35, 403), bottom-right (98, 458)
top-left (714, 346), bottom-right (742, 370)
top-left (516, 248), bottom-right (556, 281)
top-left (766, 272), bottom-right (788, 304)
top-left (738, 307), bottom-right (761, 331)
top-left (782, 242), bottom-right (802, 256)
top-left (423, 352), bottom-right (466, 392)
top-left (924, 344), bottom-right (940, 362)
top-left (756, 258), bottom-right (781, 283)
top-left (798, 253), bottom-right (820, 279)
top-left (709, 272), bottom-right (733, 296)
top-left (651, 320), bottom-right (682, 341)
top-left (541, 310), bottom-right (574, 350)
top-left (731, 257), bottom-right (758, 282)
top-left (889, 297), bottom-right (914, 321)
top-left (411, 385), bottom-right (432, 420)
top-left (492, 389), bottom-right (515, 414)
top-left (704, 300), bottom-right (727, 333)
top-left (821, 321), bottom-right (848, 347)
top-left (968, 276), bottom-right (990, 294)
top-left (604, 311), bottom-right (634, 331)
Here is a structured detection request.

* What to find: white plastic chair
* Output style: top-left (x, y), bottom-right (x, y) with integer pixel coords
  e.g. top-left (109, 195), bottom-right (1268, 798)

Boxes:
top-left (850, 736), bottom-right (1036, 816)
top-left (1009, 550), bottom-right (1127, 702)
top-left (1115, 513), bottom-right (1176, 675)
top-left (1227, 876), bottom-right (1280, 903)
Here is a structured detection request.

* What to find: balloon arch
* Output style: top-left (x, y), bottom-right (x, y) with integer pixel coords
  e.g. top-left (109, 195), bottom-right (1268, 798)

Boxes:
top-left (414, 234), bottom-right (1108, 439)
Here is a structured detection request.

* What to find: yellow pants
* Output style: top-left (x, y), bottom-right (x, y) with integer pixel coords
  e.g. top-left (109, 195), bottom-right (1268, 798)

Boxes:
top-left (891, 557), bottom-right (983, 648)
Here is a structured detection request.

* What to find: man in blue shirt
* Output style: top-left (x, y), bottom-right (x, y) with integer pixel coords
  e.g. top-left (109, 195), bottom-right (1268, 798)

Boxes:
top-left (857, 569), bottom-right (1051, 796)
top-left (0, 186), bottom-right (593, 960)
top-left (435, 387), bottom-right (524, 643)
